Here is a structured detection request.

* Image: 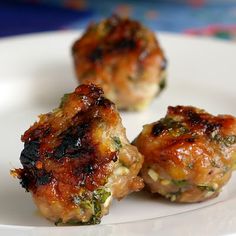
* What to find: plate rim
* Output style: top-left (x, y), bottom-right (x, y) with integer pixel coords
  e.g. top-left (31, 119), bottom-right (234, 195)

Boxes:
top-left (0, 30), bottom-right (236, 235)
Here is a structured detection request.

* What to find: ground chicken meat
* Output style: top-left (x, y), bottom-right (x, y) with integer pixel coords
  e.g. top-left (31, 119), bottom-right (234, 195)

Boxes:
top-left (11, 84), bottom-right (143, 225)
top-left (72, 15), bottom-right (167, 111)
top-left (133, 106), bottom-right (236, 203)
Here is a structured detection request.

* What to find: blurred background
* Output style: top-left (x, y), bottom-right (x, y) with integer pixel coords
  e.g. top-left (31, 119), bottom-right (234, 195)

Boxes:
top-left (0, 0), bottom-right (236, 40)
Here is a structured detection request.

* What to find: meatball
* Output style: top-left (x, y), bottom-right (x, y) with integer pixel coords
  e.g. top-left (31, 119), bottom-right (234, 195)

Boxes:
top-left (133, 106), bottom-right (236, 203)
top-left (11, 84), bottom-right (143, 225)
top-left (72, 15), bottom-right (166, 111)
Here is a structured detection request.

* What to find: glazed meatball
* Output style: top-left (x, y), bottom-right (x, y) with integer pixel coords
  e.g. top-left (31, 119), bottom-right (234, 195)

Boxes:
top-left (133, 106), bottom-right (236, 203)
top-left (11, 84), bottom-right (143, 225)
top-left (72, 15), bottom-right (166, 111)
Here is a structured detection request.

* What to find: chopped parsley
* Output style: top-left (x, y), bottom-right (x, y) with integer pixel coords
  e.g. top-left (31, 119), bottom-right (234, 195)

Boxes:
top-left (94, 188), bottom-right (111, 204)
top-left (152, 117), bottom-right (188, 137)
top-left (159, 79), bottom-right (166, 91)
top-left (112, 136), bottom-right (122, 151)
top-left (211, 131), bottom-right (236, 147)
top-left (197, 184), bottom-right (215, 192)
top-left (69, 188), bottom-right (111, 225)
top-left (59, 93), bottom-right (70, 108)
top-left (172, 179), bottom-right (188, 187)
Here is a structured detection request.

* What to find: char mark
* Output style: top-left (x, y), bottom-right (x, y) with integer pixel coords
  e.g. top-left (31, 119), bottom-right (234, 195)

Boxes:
top-left (185, 137), bottom-right (195, 143)
top-left (20, 169), bottom-right (52, 191)
top-left (53, 123), bottom-right (94, 159)
top-left (20, 140), bottom-right (40, 168)
top-left (152, 122), bottom-right (165, 136)
top-left (113, 38), bottom-right (136, 51)
top-left (186, 110), bottom-right (203, 125)
top-left (95, 97), bottom-right (113, 108)
top-left (205, 122), bottom-right (222, 135)
top-left (36, 170), bottom-right (52, 186)
top-left (19, 171), bottom-right (31, 191)
top-left (89, 47), bottom-right (103, 62)
top-left (152, 117), bottom-right (188, 137)
top-left (185, 109), bottom-right (222, 134)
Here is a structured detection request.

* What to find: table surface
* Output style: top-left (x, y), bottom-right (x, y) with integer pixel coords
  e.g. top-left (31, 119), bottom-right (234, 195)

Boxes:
top-left (0, 0), bottom-right (236, 41)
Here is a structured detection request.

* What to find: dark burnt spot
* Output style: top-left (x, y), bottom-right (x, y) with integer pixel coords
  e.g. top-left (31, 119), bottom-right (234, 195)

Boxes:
top-left (186, 110), bottom-right (203, 125)
top-left (152, 122), bottom-right (165, 136)
top-left (95, 97), bottom-right (113, 108)
top-left (53, 123), bottom-right (94, 159)
top-left (112, 154), bottom-right (118, 162)
top-left (73, 161), bottom-right (96, 178)
top-left (20, 140), bottom-right (39, 168)
top-left (19, 139), bottom-right (53, 190)
top-left (23, 126), bottom-right (51, 142)
top-left (184, 108), bottom-right (223, 136)
top-left (89, 47), bottom-right (103, 62)
top-left (152, 117), bottom-right (188, 137)
top-left (185, 137), bottom-right (195, 143)
top-left (114, 38), bottom-right (136, 51)
top-left (19, 168), bottom-right (52, 191)
top-left (205, 122), bottom-right (222, 135)
top-left (84, 163), bottom-right (95, 174)
top-left (36, 170), bottom-right (52, 186)
top-left (19, 171), bottom-right (31, 191)
top-left (184, 109), bottom-right (222, 135)
top-left (208, 170), bottom-right (213, 175)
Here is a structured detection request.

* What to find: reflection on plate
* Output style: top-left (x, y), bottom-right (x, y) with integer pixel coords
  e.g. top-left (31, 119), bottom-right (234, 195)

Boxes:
top-left (0, 31), bottom-right (236, 236)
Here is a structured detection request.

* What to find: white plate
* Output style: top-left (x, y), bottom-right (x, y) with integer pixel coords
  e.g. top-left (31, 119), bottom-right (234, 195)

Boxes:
top-left (0, 31), bottom-right (236, 236)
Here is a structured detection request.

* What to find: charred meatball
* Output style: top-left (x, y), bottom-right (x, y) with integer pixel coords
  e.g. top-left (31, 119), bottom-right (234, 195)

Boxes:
top-left (11, 84), bottom-right (143, 225)
top-left (72, 15), bottom-right (166, 111)
top-left (133, 106), bottom-right (236, 203)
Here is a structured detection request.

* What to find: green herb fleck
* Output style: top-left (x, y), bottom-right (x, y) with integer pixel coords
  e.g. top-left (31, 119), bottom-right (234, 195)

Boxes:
top-left (187, 163), bottom-right (194, 169)
top-left (211, 131), bottom-right (236, 147)
top-left (66, 219), bottom-right (81, 225)
top-left (210, 160), bottom-right (220, 168)
top-left (55, 218), bottom-right (63, 226)
top-left (159, 79), bottom-right (166, 91)
top-left (224, 135), bottom-right (236, 147)
top-left (73, 195), bottom-right (93, 209)
top-left (172, 179), bottom-right (188, 187)
top-left (88, 188), bottom-right (111, 224)
top-left (94, 188), bottom-right (111, 204)
top-left (163, 117), bottom-right (188, 137)
top-left (197, 184), bottom-right (215, 192)
top-left (59, 93), bottom-right (70, 108)
top-left (55, 218), bottom-right (100, 226)
top-left (71, 188), bottom-right (111, 225)
top-left (166, 190), bottom-right (181, 201)
top-left (80, 200), bottom-right (93, 210)
top-left (112, 136), bottom-right (122, 151)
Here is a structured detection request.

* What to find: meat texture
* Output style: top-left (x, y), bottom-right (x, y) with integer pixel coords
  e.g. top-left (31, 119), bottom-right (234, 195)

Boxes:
top-left (11, 84), bottom-right (143, 225)
top-left (72, 15), bottom-right (167, 111)
top-left (133, 106), bottom-right (236, 203)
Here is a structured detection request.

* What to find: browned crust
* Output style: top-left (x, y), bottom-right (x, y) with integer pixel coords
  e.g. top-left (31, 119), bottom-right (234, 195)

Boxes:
top-left (14, 85), bottom-right (120, 201)
top-left (134, 106), bottom-right (236, 202)
top-left (72, 15), bottom-right (166, 110)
